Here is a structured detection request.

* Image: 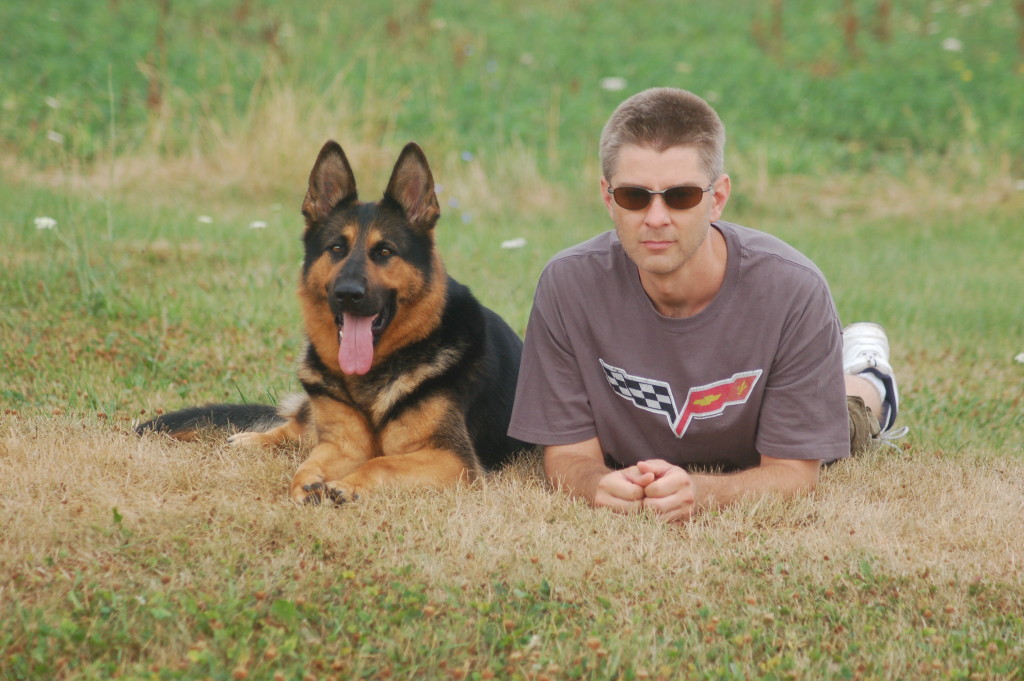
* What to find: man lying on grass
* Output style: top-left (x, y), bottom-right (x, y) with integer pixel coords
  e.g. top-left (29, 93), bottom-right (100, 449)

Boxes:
top-left (509, 88), bottom-right (905, 522)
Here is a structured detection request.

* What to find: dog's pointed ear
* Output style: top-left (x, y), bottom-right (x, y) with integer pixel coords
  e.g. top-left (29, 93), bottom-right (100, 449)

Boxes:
top-left (383, 142), bottom-right (440, 234)
top-left (302, 140), bottom-right (357, 223)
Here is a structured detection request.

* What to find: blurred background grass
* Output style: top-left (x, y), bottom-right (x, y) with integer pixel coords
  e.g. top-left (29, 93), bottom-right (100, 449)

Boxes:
top-left (4, 0), bottom-right (1022, 172)
top-left (1, 0), bottom-right (1022, 453)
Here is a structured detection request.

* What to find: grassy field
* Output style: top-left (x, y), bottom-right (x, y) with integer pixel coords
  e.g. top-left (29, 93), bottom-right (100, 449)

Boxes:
top-left (2, 1), bottom-right (1023, 679)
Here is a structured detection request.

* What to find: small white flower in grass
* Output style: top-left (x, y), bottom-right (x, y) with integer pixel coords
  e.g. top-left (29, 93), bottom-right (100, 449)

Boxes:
top-left (1015, 353), bottom-right (1024, 365)
top-left (47, 130), bottom-right (65, 144)
top-left (197, 215), bottom-right (213, 224)
top-left (942, 38), bottom-right (963, 52)
top-left (461, 150), bottom-right (475, 162)
top-left (34, 216), bottom-right (57, 230)
top-left (461, 212), bottom-right (472, 224)
top-left (600, 77), bottom-right (627, 92)
top-left (434, 183), bottom-right (444, 194)
top-left (501, 237), bottom-right (527, 250)
top-left (45, 96), bottom-right (60, 109)
top-left (249, 220), bottom-right (267, 229)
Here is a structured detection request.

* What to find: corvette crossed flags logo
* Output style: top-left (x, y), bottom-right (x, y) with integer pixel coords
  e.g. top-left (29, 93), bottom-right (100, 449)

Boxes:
top-left (600, 359), bottom-right (763, 438)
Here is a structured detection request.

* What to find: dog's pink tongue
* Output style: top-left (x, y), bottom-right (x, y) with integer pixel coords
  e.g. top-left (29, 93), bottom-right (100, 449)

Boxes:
top-left (338, 313), bottom-right (376, 375)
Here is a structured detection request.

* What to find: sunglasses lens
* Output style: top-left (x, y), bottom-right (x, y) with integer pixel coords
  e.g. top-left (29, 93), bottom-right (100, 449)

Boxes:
top-left (612, 186), bottom-right (709, 210)
top-left (612, 187), bottom-right (651, 210)
top-left (664, 186), bottom-right (703, 210)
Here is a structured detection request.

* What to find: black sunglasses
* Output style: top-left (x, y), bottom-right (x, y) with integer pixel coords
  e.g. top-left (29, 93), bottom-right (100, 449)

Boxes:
top-left (607, 184), bottom-right (714, 211)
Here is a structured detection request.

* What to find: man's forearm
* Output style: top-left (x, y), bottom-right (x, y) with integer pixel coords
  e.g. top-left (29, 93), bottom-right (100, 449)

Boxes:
top-left (544, 440), bottom-right (653, 513)
top-left (543, 448), bottom-right (607, 503)
top-left (689, 456), bottom-right (820, 512)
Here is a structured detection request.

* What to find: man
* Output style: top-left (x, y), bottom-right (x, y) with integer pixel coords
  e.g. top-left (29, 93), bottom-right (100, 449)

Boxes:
top-left (508, 88), bottom-right (903, 522)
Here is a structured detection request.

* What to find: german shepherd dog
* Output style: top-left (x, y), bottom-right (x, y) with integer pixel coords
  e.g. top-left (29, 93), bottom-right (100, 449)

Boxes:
top-left (138, 141), bottom-right (527, 504)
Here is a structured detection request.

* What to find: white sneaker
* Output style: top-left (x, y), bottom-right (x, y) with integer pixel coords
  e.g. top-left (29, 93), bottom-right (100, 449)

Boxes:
top-left (843, 322), bottom-right (893, 375)
top-left (843, 322), bottom-right (900, 432)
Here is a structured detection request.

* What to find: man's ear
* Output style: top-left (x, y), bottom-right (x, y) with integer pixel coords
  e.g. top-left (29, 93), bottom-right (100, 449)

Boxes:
top-left (709, 174), bottom-right (731, 222)
top-left (600, 176), bottom-right (616, 219)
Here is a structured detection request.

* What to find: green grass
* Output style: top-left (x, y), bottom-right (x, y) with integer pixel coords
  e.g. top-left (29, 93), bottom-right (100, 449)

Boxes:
top-left (4, 0), bottom-right (1022, 173)
top-left (9, 552), bottom-right (1021, 680)
top-left (2, 1), bottom-right (1024, 680)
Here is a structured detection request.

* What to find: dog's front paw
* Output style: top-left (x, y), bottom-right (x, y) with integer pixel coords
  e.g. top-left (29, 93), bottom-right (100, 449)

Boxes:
top-left (293, 480), bottom-right (360, 506)
top-left (295, 481), bottom-right (328, 505)
top-left (290, 470), bottom-right (322, 504)
top-left (323, 479), bottom-right (361, 505)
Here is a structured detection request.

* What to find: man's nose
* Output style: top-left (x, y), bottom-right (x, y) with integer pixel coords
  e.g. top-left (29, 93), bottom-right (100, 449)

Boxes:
top-left (643, 193), bottom-right (672, 225)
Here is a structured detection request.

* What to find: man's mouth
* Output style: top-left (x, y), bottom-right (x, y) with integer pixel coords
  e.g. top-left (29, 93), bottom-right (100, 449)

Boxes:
top-left (640, 240), bottom-right (674, 250)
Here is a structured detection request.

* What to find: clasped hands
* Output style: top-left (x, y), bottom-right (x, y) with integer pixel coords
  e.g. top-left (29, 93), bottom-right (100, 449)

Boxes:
top-left (593, 458), bottom-right (698, 523)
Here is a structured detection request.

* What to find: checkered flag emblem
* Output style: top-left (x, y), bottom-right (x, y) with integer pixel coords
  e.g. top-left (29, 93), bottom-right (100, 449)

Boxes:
top-left (600, 359), bottom-right (763, 438)
top-left (600, 359), bottom-right (678, 425)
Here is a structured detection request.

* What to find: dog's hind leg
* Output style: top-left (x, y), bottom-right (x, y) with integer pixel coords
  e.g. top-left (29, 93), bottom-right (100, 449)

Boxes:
top-left (228, 418), bottom-right (305, 447)
top-left (228, 392), bottom-right (312, 447)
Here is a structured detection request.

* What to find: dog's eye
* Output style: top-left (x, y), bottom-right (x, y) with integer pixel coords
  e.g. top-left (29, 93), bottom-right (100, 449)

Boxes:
top-left (375, 244), bottom-right (395, 258)
top-left (329, 243), bottom-right (347, 256)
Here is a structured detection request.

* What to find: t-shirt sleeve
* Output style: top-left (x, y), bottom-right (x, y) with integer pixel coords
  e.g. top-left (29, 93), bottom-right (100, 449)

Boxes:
top-left (507, 266), bottom-right (597, 446)
top-left (754, 284), bottom-right (850, 462)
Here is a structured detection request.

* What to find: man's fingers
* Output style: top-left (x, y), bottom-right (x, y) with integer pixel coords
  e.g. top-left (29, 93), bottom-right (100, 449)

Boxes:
top-left (637, 464), bottom-right (697, 522)
top-left (643, 466), bottom-right (692, 499)
top-left (636, 459), bottom-right (674, 477)
top-left (594, 471), bottom-right (647, 510)
top-left (622, 467), bottom-right (656, 487)
top-left (605, 475), bottom-right (647, 501)
top-left (642, 495), bottom-right (696, 523)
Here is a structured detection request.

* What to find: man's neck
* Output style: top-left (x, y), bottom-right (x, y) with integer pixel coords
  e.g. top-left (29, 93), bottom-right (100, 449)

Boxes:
top-left (638, 227), bottom-right (728, 319)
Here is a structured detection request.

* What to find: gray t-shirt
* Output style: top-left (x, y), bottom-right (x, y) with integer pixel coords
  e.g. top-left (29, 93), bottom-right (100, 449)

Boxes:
top-left (508, 221), bottom-right (850, 471)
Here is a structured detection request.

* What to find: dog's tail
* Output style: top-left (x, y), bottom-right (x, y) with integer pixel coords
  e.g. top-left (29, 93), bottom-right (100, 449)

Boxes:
top-left (136, 403), bottom-right (285, 440)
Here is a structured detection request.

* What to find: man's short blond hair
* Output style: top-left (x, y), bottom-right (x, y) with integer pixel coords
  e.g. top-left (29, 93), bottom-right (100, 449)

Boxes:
top-left (599, 88), bottom-right (725, 184)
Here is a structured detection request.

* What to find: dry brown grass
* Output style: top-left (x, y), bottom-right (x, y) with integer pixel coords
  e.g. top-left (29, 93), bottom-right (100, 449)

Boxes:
top-left (3, 401), bottom-right (1023, 677)
top-left (4, 414), bottom-right (1021, 596)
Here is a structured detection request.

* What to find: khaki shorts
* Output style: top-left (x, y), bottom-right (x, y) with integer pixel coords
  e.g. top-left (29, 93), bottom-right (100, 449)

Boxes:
top-left (848, 395), bottom-right (881, 455)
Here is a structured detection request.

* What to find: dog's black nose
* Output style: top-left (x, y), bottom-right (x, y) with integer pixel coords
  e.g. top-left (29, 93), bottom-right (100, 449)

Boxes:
top-left (334, 280), bottom-right (366, 305)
